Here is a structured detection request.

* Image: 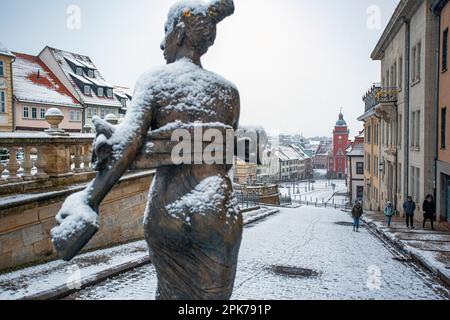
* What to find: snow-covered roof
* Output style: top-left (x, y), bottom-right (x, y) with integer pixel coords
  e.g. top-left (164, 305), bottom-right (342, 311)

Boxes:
top-left (69, 72), bottom-right (93, 85)
top-left (347, 141), bottom-right (364, 157)
top-left (46, 47), bottom-right (122, 108)
top-left (0, 42), bottom-right (15, 58)
top-left (12, 52), bottom-right (81, 107)
top-left (276, 146), bottom-right (306, 162)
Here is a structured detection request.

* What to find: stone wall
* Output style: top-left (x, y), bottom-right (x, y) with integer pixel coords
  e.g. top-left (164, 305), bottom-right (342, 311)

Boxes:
top-left (0, 171), bottom-right (154, 272)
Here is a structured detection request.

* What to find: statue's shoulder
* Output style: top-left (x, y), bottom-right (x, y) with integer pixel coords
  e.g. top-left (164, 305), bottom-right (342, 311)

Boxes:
top-left (132, 60), bottom-right (239, 100)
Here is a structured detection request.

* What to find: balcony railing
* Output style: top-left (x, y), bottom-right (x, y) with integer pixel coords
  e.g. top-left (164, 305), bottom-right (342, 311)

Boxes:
top-left (363, 85), bottom-right (400, 112)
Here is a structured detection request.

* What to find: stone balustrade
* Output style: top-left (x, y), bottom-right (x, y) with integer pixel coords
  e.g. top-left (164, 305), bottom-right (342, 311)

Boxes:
top-left (0, 132), bottom-right (95, 185)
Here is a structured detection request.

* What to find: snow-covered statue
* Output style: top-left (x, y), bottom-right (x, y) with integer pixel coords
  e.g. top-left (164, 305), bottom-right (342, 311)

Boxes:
top-left (51, 0), bottom-right (243, 300)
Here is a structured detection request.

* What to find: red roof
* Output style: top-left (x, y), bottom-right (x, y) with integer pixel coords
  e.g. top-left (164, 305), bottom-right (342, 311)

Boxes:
top-left (12, 52), bottom-right (80, 107)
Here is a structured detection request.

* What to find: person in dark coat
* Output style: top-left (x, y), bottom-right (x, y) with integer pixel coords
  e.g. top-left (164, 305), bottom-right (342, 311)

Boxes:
top-left (403, 196), bottom-right (416, 230)
top-left (352, 201), bottom-right (363, 232)
top-left (422, 195), bottom-right (436, 231)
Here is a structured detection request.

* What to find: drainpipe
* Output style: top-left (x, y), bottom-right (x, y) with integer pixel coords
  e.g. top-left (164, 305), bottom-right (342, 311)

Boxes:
top-left (404, 17), bottom-right (411, 201)
top-left (432, 8), bottom-right (441, 220)
top-left (10, 57), bottom-right (15, 132)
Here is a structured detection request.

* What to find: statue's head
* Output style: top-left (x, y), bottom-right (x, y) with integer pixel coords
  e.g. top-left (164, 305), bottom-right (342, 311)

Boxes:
top-left (161, 0), bottom-right (235, 63)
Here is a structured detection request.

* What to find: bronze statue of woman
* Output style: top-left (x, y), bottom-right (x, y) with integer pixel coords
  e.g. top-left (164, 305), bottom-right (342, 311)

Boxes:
top-left (51, 0), bottom-right (242, 300)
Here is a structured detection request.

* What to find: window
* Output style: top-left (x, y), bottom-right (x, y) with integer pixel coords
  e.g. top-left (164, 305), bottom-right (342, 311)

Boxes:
top-left (399, 57), bottom-right (403, 89)
top-left (412, 42), bottom-right (421, 82)
top-left (356, 186), bottom-right (364, 200)
top-left (23, 106), bottom-right (29, 118)
top-left (0, 91), bottom-right (5, 113)
top-left (107, 89), bottom-right (113, 98)
top-left (417, 42), bottom-right (421, 81)
top-left (76, 67), bottom-right (83, 76)
top-left (367, 126), bottom-right (371, 144)
top-left (442, 108), bottom-right (447, 150)
top-left (84, 85), bottom-right (91, 95)
top-left (398, 114), bottom-right (403, 148)
top-left (100, 108), bottom-right (106, 119)
top-left (92, 107), bottom-right (98, 117)
top-left (0, 61), bottom-right (4, 77)
top-left (374, 124), bottom-right (379, 145)
top-left (31, 107), bottom-right (37, 119)
top-left (443, 28), bottom-right (448, 72)
top-left (374, 156), bottom-right (378, 178)
top-left (411, 111), bottom-right (421, 148)
top-left (69, 110), bottom-right (81, 122)
top-left (87, 108), bottom-right (92, 118)
top-left (356, 162), bottom-right (364, 175)
top-left (87, 70), bottom-right (95, 78)
top-left (415, 111), bottom-right (421, 148)
top-left (397, 163), bottom-right (402, 194)
top-left (40, 108), bottom-right (46, 119)
top-left (366, 154), bottom-right (371, 174)
top-left (411, 166), bottom-right (421, 202)
top-left (121, 99), bottom-right (127, 108)
top-left (98, 87), bottom-right (104, 97)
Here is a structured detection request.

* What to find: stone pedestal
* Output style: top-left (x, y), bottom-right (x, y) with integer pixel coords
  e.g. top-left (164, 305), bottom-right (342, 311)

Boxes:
top-left (41, 145), bottom-right (74, 178)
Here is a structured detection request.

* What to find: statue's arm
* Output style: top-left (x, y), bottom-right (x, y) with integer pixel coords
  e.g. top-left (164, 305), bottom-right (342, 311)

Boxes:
top-left (88, 104), bottom-right (154, 210)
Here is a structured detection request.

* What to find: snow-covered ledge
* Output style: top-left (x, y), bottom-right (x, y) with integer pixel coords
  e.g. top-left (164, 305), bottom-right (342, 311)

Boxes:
top-left (0, 132), bottom-right (95, 186)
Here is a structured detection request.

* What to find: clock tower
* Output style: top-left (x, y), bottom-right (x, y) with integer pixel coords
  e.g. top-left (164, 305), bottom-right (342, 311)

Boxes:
top-left (329, 111), bottom-right (350, 179)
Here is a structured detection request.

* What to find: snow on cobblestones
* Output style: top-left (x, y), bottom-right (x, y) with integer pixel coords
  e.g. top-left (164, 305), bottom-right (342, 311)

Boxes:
top-left (67, 207), bottom-right (448, 300)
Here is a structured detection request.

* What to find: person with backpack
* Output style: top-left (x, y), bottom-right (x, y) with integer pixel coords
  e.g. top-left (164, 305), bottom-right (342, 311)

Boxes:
top-left (384, 201), bottom-right (394, 227)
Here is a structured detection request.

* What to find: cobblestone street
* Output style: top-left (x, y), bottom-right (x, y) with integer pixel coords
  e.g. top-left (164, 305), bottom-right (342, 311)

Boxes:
top-left (67, 207), bottom-right (449, 300)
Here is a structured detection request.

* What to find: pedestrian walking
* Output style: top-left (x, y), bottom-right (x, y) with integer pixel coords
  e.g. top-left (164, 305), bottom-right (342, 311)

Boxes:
top-left (403, 196), bottom-right (416, 230)
top-left (384, 201), bottom-right (394, 227)
top-left (352, 201), bottom-right (363, 232)
top-left (422, 195), bottom-right (436, 231)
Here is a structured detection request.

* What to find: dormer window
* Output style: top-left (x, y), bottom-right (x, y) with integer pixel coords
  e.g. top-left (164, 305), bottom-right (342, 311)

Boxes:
top-left (76, 67), bottom-right (83, 76)
top-left (84, 85), bottom-right (91, 95)
top-left (0, 61), bottom-right (4, 77)
top-left (98, 87), bottom-right (104, 97)
top-left (107, 89), bottom-right (113, 98)
top-left (121, 99), bottom-right (127, 108)
top-left (87, 69), bottom-right (94, 78)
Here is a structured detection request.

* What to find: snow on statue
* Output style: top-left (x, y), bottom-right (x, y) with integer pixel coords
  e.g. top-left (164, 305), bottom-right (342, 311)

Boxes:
top-left (51, 0), bottom-right (243, 300)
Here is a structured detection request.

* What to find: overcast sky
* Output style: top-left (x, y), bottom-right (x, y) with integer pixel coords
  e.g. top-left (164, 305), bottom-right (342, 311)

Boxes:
top-left (0, 0), bottom-right (398, 137)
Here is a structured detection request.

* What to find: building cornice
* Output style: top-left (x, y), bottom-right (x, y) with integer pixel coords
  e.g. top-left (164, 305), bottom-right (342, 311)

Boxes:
top-left (432, 0), bottom-right (448, 13)
top-left (371, 0), bottom-right (423, 61)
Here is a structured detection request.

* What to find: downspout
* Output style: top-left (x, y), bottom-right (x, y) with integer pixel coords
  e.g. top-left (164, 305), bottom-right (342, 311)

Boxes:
top-left (432, 7), bottom-right (441, 220)
top-left (10, 57), bottom-right (15, 132)
top-left (404, 17), bottom-right (411, 201)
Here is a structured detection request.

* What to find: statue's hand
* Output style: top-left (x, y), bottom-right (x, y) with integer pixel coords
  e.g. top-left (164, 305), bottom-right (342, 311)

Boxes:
top-left (92, 117), bottom-right (116, 171)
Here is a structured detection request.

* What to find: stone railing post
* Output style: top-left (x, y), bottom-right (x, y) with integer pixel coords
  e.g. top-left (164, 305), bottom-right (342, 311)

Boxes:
top-left (83, 144), bottom-right (92, 171)
top-left (22, 146), bottom-right (34, 181)
top-left (7, 147), bottom-right (23, 183)
top-left (35, 147), bottom-right (49, 180)
top-left (73, 145), bottom-right (83, 172)
top-left (0, 161), bottom-right (5, 185)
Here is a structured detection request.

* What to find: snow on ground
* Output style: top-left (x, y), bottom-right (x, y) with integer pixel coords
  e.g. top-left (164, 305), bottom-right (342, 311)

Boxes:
top-left (279, 179), bottom-right (348, 204)
top-left (66, 207), bottom-right (449, 300)
top-left (0, 241), bottom-right (149, 300)
top-left (0, 207), bottom-right (276, 300)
